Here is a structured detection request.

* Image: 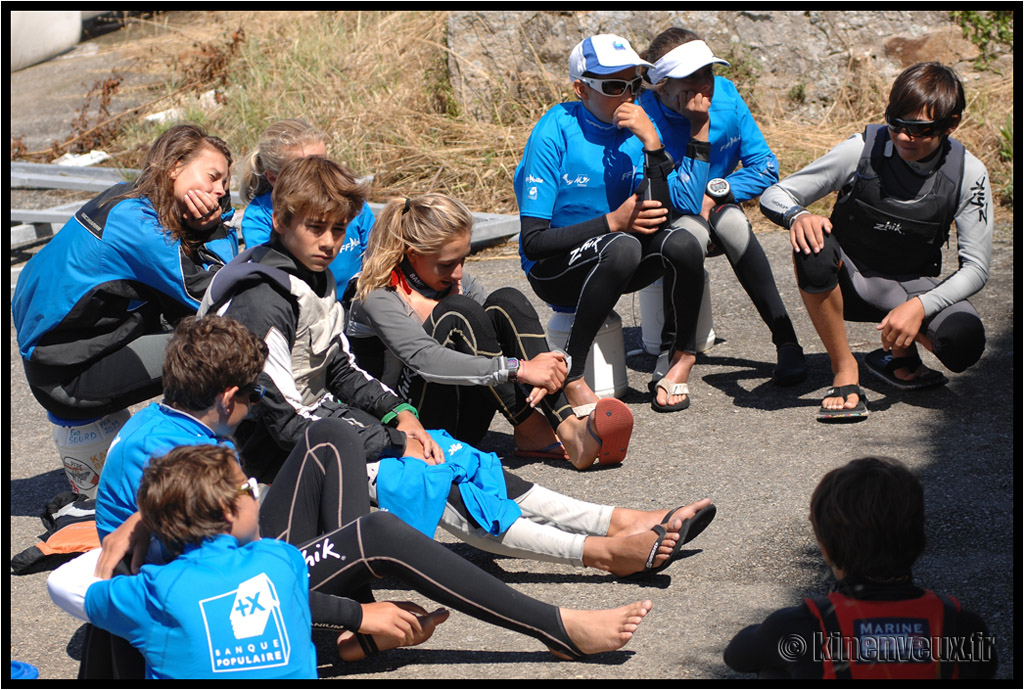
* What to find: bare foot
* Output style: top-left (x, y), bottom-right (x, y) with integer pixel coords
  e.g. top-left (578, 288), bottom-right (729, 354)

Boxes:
top-left (607, 498), bottom-right (713, 538)
top-left (823, 359), bottom-right (860, 411)
top-left (555, 600), bottom-right (653, 658)
top-left (582, 524), bottom-right (680, 576)
top-left (889, 346), bottom-right (941, 383)
top-left (655, 350), bottom-right (695, 408)
top-left (337, 608), bottom-right (450, 661)
top-left (513, 410), bottom-right (561, 454)
top-left (555, 415), bottom-right (601, 470)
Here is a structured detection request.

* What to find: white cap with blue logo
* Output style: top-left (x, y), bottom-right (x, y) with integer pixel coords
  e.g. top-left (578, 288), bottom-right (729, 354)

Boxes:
top-left (569, 34), bottom-right (653, 82)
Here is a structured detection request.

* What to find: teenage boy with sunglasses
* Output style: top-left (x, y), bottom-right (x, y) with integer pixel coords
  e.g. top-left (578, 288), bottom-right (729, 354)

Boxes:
top-left (514, 33), bottom-right (709, 415)
top-left (760, 62), bottom-right (992, 421)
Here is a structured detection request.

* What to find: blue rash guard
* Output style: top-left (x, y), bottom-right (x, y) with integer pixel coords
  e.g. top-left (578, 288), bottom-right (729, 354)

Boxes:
top-left (638, 76), bottom-right (779, 209)
top-left (85, 533), bottom-right (316, 679)
top-left (95, 402), bottom-right (231, 542)
top-left (12, 184), bottom-right (236, 367)
top-left (513, 101), bottom-right (649, 274)
top-left (240, 191), bottom-right (376, 295)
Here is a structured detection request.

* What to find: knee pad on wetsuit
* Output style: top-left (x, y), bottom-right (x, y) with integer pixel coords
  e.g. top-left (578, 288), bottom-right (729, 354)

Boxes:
top-left (708, 203), bottom-right (752, 262)
top-left (432, 293), bottom-right (486, 320)
top-left (428, 293), bottom-right (492, 352)
top-left (931, 311), bottom-right (986, 373)
top-left (668, 214), bottom-right (711, 258)
top-left (794, 233), bottom-right (842, 293)
top-left (660, 223), bottom-right (706, 276)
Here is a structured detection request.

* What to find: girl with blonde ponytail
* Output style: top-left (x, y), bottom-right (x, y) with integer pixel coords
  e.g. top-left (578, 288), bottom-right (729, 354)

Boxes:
top-left (239, 118), bottom-right (376, 296)
top-left (349, 193), bottom-right (634, 471)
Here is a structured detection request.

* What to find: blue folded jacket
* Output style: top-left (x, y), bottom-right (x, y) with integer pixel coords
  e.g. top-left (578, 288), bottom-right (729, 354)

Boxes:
top-left (375, 429), bottom-right (521, 537)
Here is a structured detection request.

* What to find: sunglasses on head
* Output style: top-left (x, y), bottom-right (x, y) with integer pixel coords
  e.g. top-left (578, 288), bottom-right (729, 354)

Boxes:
top-left (885, 112), bottom-right (945, 138)
top-left (237, 476), bottom-right (261, 502)
top-left (579, 75), bottom-right (643, 97)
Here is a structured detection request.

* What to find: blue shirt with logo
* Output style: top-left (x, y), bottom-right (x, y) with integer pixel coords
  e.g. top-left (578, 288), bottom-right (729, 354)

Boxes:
top-left (513, 101), bottom-right (647, 273)
top-left (85, 533), bottom-right (316, 679)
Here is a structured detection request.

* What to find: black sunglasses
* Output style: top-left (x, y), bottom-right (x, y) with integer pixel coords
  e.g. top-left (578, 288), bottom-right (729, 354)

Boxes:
top-left (239, 383), bottom-right (266, 404)
top-left (885, 112), bottom-right (945, 138)
top-left (579, 75), bottom-right (643, 97)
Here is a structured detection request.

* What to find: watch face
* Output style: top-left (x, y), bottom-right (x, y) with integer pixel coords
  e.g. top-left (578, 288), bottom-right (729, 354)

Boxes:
top-left (707, 178), bottom-right (730, 197)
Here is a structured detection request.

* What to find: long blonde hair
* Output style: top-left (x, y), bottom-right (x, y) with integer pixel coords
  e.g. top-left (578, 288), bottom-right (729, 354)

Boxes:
top-left (239, 118), bottom-right (327, 203)
top-left (357, 193), bottom-right (473, 302)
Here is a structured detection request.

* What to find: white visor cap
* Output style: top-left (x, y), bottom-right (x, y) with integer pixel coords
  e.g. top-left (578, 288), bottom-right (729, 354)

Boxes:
top-left (648, 40), bottom-right (730, 83)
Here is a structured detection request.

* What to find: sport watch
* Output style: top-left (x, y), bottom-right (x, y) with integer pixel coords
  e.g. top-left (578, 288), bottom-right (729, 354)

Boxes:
top-left (706, 177), bottom-right (733, 204)
top-left (506, 357), bottom-right (520, 383)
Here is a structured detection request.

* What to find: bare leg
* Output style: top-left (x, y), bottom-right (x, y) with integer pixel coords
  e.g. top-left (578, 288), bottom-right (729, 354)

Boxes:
top-left (800, 285), bottom-right (860, 411)
top-left (555, 600), bottom-right (653, 658)
top-left (563, 378), bottom-right (599, 409)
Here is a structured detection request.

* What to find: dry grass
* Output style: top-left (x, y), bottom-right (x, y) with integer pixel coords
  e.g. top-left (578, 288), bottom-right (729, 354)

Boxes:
top-left (48, 11), bottom-right (1017, 226)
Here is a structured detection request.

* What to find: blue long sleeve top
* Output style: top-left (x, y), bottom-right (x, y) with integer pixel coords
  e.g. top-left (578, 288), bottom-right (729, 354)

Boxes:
top-left (638, 76), bottom-right (779, 211)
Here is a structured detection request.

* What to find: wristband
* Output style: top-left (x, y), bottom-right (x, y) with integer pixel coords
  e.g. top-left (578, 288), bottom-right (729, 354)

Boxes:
top-left (381, 403), bottom-right (418, 426)
top-left (783, 205), bottom-right (809, 229)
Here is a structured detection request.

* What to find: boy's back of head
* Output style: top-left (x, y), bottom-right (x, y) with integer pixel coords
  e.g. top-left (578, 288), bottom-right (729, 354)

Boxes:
top-left (810, 456), bottom-right (926, 581)
top-left (162, 315), bottom-right (268, 413)
top-left (271, 155), bottom-right (367, 234)
top-left (138, 444), bottom-right (242, 556)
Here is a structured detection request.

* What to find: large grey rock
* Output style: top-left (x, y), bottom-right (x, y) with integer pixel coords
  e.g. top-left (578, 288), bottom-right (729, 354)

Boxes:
top-left (447, 11), bottom-right (989, 124)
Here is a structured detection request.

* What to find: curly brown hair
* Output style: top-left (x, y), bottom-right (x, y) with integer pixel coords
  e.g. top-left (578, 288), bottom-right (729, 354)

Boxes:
top-left (138, 444), bottom-right (241, 555)
top-left (162, 315), bottom-right (268, 413)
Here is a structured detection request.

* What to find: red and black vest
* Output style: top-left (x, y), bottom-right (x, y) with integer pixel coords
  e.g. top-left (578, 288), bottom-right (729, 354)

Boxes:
top-left (805, 589), bottom-right (961, 679)
top-left (830, 124), bottom-right (965, 277)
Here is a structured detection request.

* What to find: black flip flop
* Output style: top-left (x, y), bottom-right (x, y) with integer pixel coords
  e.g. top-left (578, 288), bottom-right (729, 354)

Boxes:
top-left (631, 504), bottom-right (717, 578)
top-left (864, 348), bottom-right (947, 390)
top-left (816, 384), bottom-right (869, 422)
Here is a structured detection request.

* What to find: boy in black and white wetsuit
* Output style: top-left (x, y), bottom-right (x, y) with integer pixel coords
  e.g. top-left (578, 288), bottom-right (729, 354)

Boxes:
top-left (760, 62), bottom-right (991, 421)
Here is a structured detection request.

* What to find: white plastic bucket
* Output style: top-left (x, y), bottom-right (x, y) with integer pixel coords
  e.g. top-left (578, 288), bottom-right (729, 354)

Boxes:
top-left (639, 270), bottom-right (715, 355)
top-left (49, 409), bottom-right (130, 498)
top-left (546, 309), bottom-right (628, 399)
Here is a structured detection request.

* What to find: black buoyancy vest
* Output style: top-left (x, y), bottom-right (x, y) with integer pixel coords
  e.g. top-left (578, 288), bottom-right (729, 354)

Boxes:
top-left (830, 124), bottom-right (965, 276)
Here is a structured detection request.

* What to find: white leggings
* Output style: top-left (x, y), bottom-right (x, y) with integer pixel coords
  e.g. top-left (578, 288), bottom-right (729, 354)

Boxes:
top-left (366, 462), bottom-right (613, 567)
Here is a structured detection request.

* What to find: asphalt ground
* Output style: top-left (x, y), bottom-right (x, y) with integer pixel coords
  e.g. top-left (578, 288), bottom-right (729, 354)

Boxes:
top-left (8, 20), bottom-right (1017, 682)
